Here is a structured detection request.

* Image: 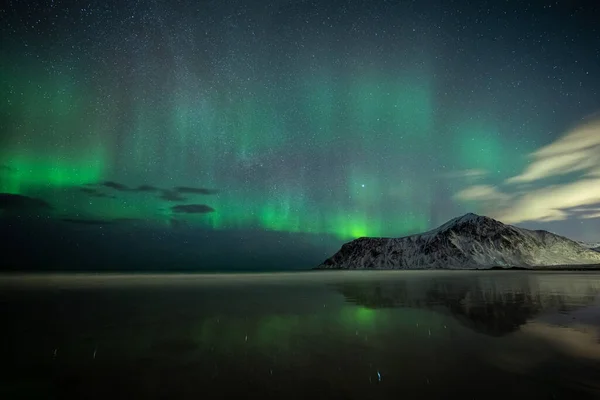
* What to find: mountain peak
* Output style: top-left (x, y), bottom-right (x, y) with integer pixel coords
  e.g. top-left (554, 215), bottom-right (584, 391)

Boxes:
top-left (318, 212), bottom-right (600, 269)
top-left (450, 212), bottom-right (506, 227)
top-left (456, 212), bottom-right (483, 222)
top-left (427, 213), bottom-right (501, 237)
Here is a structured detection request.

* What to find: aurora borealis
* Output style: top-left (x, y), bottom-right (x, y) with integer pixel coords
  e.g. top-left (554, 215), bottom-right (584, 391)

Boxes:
top-left (1, 0), bottom-right (600, 269)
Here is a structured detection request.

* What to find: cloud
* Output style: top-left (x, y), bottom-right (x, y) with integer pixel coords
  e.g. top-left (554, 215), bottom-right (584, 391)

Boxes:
top-left (493, 179), bottom-right (600, 223)
top-left (455, 116), bottom-right (600, 224)
top-left (455, 185), bottom-right (511, 203)
top-left (91, 183), bottom-right (217, 200)
top-left (0, 193), bottom-right (52, 211)
top-left (80, 187), bottom-right (98, 195)
top-left (564, 206), bottom-right (600, 213)
top-left (171, 204), bottom-right (215, 214)
top-left (102, 181), bottom-right (130, 191)
top-left (564, 206), bottom-right (600, 220)
top-left (174, 186), bottom-right (219, 195)
top-left (134, 184), bottom-right (160, 192)
top-left (506, 118), bottom-right (600, 184)
top-left (581, 211), bottom-right (600, 219)
top-left (160, 190), bottom-right (187, 202)
top-left (79, 187), bottom-right (116, 199)
top-left (60, 217), bottom-right (145, 225)
top-left (97, 182), bottom-right (162, 193)
top-left (113, 217), bottom-right (144, 224)
top-left (443, 169), bottom-right (488, 179)
top-left (61, 218), bottom-right (112, 225)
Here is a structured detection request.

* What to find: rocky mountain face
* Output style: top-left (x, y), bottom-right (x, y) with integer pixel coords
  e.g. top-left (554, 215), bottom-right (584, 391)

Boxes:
top-left (317, 213), bottom-right (600, 269)
top-left (577, 241), bottom-right (600, 250)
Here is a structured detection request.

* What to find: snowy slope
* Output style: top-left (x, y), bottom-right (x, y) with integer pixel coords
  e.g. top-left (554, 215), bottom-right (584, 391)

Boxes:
top-left (317, 213), bottom-right (600, 269)
top-left (576, 241), bottom-right (600, 250)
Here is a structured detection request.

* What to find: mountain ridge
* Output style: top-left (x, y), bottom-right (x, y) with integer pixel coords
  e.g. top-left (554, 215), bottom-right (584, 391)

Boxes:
top-left (576, 240), bottom-right (600, 250)
top-left (317, 213), bottom-right (600, 269)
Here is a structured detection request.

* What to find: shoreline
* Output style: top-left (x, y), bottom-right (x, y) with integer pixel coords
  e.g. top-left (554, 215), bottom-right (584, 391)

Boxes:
top-left (1, 265), bottom-right (600, 276)
top-left (313, 265), bottom-right (600, 271)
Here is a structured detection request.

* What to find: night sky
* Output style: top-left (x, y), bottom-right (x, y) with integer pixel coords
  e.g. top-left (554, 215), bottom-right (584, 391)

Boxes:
top-left (1, 0), bottom-right (599, 270)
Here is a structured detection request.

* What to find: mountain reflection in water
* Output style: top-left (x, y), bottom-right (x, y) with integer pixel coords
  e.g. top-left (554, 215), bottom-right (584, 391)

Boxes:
top-left (1, 271), bottom-right (599, 399)
top-left (334, 273), bottom-right (600, 336)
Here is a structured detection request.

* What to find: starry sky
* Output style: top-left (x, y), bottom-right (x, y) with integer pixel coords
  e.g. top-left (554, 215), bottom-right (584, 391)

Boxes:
top-left (1, 0), bottom-right (599, 270)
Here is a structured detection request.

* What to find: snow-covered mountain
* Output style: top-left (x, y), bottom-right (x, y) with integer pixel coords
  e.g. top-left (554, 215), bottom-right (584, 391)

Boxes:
top-left (317, 213), bottom-right (600, 269)
top-left (576, 241), bottom-right (600, 250)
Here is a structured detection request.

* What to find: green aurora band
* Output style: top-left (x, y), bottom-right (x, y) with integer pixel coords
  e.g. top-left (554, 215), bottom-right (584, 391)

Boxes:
top-left (0, 55), bottom-right (524, 240)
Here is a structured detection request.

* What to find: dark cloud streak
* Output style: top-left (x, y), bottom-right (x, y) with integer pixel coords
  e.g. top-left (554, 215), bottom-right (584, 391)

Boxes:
top-left (79, 187), bottom-right (116, 198)
top-left (102, 181), bottom-right (130, 191)
top-left (171, 204), bottom-right (215, 214)
top-left (174, 186), bottom-right (219, 195)
top-left (61, 218), bottom-right (112, 225)
top-left (160, 190), bottom-right (187, 202)
top-left (135, 184), bottom-right (160, 192)
top-left (60, 217), bottom-right (146, 225)
top-left (0, 193), bottom-right (52, 211)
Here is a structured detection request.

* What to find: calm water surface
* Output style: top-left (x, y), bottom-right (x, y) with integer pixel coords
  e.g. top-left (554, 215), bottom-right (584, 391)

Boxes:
top-left (1, 271), bottom-right (599, 399)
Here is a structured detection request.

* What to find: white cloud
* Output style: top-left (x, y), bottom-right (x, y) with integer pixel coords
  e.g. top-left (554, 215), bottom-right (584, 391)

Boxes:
top-left (589, 166), bottom-right (600, 177)
top-left (493, 179), bottom-right (600, 223)
top-left (507, 119), bottom-right (600, 183)
top-left (569, 207), bottom-right (600, 219)
top-left (454, 184), bottom-right (511, 203)
top-left (443, 169), bottom-right (488, 179)
top-left (581, 211), bottom-right (600, 219)
top-left (455, 116), bottom-right (600, 224)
